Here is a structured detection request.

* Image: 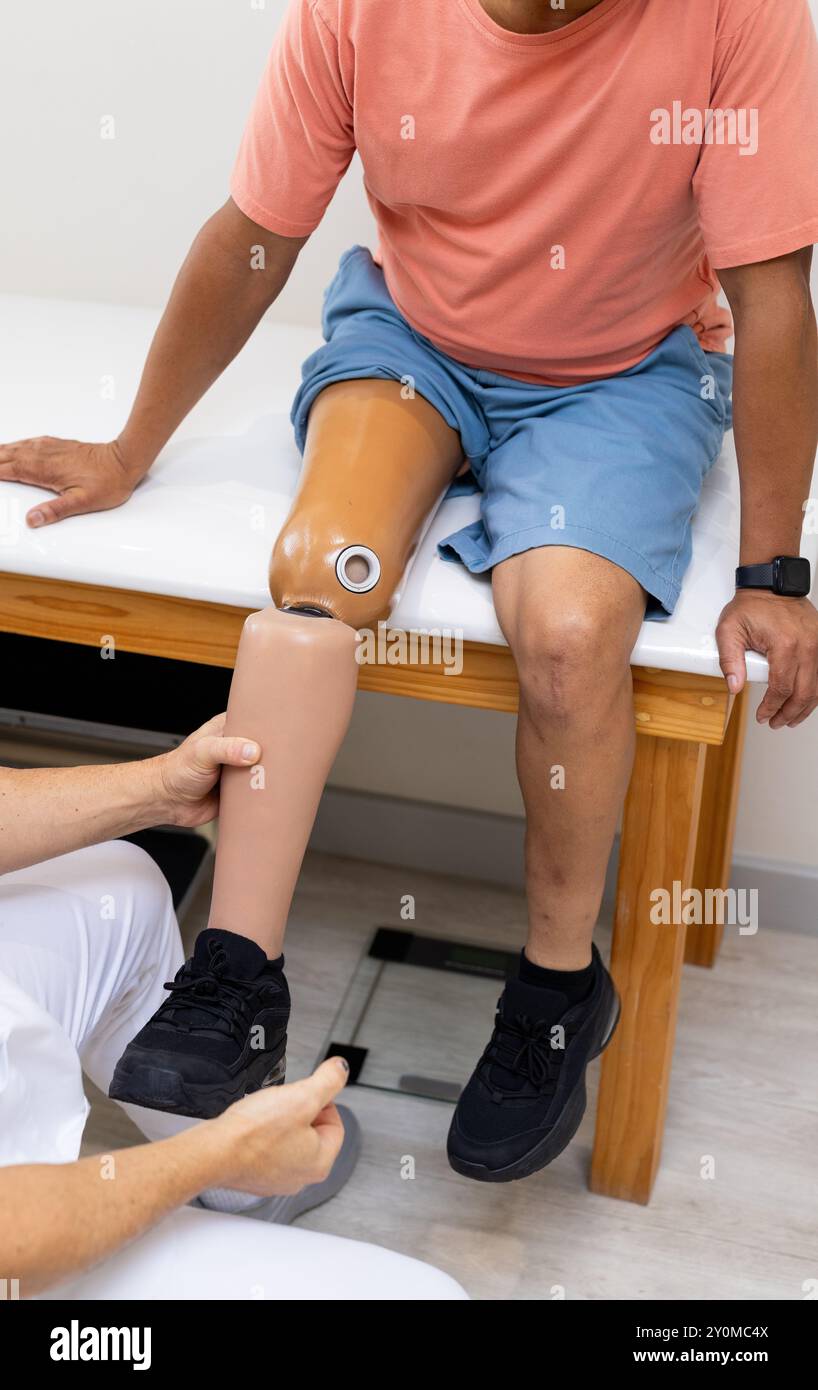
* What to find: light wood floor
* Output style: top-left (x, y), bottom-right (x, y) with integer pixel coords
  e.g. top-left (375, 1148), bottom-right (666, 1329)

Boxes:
top-left (83, 849), bottom-right (818, 1302)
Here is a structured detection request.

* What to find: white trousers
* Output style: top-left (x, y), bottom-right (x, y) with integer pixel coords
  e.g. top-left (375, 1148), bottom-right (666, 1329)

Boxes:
top-left (0, 841), bottom-right (466, 1300)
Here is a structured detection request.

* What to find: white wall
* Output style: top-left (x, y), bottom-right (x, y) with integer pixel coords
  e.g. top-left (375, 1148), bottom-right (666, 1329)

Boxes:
top-left (0, 0), bottom-right (370, 322)
top-left (1, 0), bottom-right (817, 869)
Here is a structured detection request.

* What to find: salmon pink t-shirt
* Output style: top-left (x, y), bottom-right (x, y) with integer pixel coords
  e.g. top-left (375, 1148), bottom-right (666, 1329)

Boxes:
top-left (230, 0), bottom-right (818, 385)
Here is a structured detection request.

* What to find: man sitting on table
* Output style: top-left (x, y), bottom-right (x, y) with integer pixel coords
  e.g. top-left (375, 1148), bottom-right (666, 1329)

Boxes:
top-left (2, 0), bottom-right (817, 1185)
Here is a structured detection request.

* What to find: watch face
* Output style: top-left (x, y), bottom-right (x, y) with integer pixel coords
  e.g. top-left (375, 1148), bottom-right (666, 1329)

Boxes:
top-left (773, 557), bottom-right (811, 597)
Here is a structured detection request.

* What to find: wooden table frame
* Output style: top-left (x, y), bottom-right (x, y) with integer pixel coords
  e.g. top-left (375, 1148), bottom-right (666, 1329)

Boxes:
top-left (0, 570), bottom-right (748, 1204)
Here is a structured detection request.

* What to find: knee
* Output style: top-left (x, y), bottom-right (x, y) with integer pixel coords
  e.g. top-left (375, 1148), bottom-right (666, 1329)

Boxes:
top-left (101, 840), bottom-right (180, 962)
top-left (103, 839), bottom-right (172, 912)
top-left (269, 517), bottom-right (392, 627)
top-left (513, 606), bottom-right (629, 723)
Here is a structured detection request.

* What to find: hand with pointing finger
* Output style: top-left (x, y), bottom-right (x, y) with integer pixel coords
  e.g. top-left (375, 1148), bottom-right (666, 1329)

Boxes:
top-left (212, 1057), bottom-right (350, 1196)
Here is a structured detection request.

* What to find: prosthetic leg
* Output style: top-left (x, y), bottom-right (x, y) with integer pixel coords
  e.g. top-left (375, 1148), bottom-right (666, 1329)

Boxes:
top-left (109, 380), bottom-right (463, 1119)
top-left (208, 379), bottom-right (464, 955)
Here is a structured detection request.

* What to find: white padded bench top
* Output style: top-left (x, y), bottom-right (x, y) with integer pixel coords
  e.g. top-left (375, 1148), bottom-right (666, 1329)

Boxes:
top-left (2, 293), bottom-right (808, 682)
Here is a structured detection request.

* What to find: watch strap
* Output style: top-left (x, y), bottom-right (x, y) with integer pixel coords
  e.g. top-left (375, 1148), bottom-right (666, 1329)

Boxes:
top-left (735, 562), bottom-right (776, 590)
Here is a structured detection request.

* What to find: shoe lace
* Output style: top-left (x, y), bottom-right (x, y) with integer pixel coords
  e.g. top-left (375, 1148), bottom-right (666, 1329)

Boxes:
top-left (156, 943), bottom-right (258, 1036)
top-left (488, 1010), bottom-right (573, 1093)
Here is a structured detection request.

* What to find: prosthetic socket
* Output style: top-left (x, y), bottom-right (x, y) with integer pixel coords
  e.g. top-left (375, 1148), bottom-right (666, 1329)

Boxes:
top-left (270, 378), bottom-right (460, 624)
top-left (208, 380), bottom-right (463, 952)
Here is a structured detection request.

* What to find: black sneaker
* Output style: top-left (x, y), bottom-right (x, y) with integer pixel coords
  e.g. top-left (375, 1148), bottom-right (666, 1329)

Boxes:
top-left (447, 944), bottom-right (619, 1182)
top-left (109, 928), bottom-right (289, 1120)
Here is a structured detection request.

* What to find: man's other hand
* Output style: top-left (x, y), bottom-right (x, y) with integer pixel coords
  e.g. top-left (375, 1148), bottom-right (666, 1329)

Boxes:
top-left (717, 590), bottom-right (818, 729)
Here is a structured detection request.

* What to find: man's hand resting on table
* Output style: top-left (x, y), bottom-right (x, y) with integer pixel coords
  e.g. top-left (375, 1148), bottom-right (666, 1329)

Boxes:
top-left (0, 436), bottom-right (145, 527)
top-left (0, 1057), bottom-right (349, 1296)
top-left (0, 202), bottom-right (308, 531)
top-left (717, 591), bottom-right (818, 729)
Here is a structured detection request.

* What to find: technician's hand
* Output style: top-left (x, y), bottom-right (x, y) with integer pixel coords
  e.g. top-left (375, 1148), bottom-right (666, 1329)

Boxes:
top-left (0, 436), bottom-right (143, 526)
top-left (155, 713), bottom-right (261, 827)
top-left (211, 1058), bottom-right (349, 1196)
top-left (717, 591), bottom-right (818, 729)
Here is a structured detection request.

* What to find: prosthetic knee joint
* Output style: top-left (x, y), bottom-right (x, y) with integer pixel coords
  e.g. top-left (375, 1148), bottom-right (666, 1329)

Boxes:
top-left (268, 483), bottom-right (423, 629)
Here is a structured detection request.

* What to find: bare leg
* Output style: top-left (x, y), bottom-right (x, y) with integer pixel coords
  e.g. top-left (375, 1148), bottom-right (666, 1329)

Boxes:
top-left (492, 547), bottom-right (646, 970)
top-left (446, 546), bottom-right (644, 1185)
top-left (207, 379), bottom-right (463, 956)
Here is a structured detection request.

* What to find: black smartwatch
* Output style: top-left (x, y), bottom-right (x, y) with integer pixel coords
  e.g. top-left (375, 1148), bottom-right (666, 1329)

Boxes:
top-left (735, 555), bottom-right (811, 598)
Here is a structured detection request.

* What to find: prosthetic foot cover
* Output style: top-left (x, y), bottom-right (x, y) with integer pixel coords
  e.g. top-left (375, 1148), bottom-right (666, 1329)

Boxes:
top-left (207, 606), bottom-right (360, 952)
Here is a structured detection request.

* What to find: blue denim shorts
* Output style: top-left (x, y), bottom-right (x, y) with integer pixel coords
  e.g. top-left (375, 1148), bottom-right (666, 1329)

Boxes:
top-left (292, 245), bottom-right (734, 617)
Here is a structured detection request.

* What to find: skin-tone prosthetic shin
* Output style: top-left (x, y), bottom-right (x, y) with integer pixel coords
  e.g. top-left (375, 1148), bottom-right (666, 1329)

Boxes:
top-left (208, 380), bottom-right (463, 955)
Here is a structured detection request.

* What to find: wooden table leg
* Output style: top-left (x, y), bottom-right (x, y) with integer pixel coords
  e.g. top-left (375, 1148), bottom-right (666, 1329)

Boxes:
top-left (684, 687), bottom-right (749, 968)
top-left (590, 735), bottom-right (706, 1204)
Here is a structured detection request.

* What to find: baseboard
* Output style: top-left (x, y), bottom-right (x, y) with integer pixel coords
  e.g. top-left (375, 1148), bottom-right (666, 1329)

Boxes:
top-left (311, 786), bottom-right (817, 937)
top-left (311, 785), bottom-right (526, 888)
top-left (729, 855), bottom-right (818, 938)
